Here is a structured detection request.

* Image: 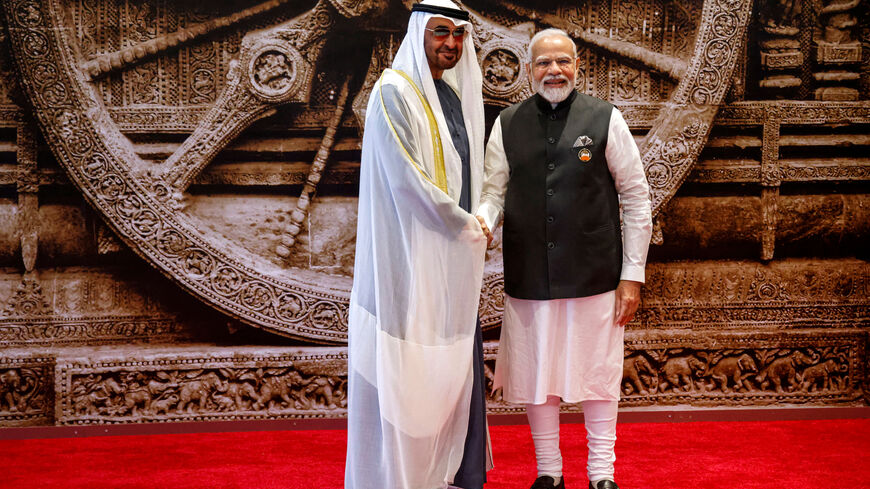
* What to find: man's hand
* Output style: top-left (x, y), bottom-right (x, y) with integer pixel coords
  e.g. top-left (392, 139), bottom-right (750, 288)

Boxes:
top-left (476, 215), bottom-right (493, 247)
top-left (614, 280), bottom-right (642, 327)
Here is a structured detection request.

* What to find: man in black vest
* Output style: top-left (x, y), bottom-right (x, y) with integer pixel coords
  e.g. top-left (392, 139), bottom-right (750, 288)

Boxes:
top-left (477, 29), bottom-right (652, 489)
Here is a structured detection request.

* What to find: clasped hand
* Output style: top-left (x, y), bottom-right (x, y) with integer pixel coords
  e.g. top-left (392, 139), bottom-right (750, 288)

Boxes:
top-left (475, 215), bottom-right (493, 247)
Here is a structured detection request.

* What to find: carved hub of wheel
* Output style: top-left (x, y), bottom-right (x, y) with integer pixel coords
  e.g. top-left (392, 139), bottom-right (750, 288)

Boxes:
top-left (1, 0), bottom-right (751, 343)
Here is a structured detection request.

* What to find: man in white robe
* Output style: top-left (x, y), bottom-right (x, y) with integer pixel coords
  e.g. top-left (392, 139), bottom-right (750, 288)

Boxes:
top-left (477, 29), bottom-right (652, 489)
top-left (345, 1), bottom-right (492, 488)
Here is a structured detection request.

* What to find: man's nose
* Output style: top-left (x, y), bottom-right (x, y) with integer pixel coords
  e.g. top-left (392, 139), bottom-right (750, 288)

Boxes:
top-left (444, 34), bottom-right (459, 49)
top-left (547, 61), bottom-right (561, 75)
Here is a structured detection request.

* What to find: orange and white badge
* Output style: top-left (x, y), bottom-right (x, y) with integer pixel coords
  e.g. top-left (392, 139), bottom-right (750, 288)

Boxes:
top-left (578, 148), bottom-right (592, 162)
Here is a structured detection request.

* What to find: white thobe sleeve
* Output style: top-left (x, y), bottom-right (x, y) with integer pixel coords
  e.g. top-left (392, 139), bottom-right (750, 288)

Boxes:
top-left (477, 116), bottom-right (509, 232)
top-left (378, 80), bottom-right (474, 235)
top-left (605, 107), bottom-right (653, 283)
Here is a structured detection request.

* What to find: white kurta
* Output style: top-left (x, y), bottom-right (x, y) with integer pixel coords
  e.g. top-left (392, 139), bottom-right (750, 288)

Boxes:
top-left (478, 106), bottom-right (652, 404)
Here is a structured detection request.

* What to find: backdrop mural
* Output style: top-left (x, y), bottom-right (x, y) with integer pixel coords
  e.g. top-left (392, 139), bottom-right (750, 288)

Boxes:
top-left (0, 0), bottom-right (867, 426)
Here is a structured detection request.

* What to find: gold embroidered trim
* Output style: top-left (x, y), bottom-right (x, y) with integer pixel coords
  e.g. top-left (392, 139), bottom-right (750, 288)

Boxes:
top-left (378, 69), bottom-right (448, 194)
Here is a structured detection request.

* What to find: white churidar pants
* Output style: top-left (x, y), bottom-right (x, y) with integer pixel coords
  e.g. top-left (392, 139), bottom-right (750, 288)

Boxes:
top-left (526, 396), bottom-right (618, 482)
top-left (494, 290), bottom-right (623, 483)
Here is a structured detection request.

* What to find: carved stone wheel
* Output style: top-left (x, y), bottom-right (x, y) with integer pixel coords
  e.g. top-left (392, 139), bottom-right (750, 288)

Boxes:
top-left (2, 0), bottom-right (751, 343)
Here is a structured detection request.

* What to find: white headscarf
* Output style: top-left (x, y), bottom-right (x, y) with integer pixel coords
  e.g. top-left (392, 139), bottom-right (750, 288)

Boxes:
top-left (391, 0), bottom-right (485, 208)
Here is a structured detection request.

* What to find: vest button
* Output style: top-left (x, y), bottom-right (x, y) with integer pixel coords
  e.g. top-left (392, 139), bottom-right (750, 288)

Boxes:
top-left (547, 137), bottom-right (556, 144)
top-left (547, 216), bottom-right (555, 223)
top-left (549, 114), bottom-right (556, 121)
top-left (546, 189), bottom-right (554, 196)
top-left (547, 242), bottom-right (555, 249)
top-left (547, 163), bottom-right (555, 171)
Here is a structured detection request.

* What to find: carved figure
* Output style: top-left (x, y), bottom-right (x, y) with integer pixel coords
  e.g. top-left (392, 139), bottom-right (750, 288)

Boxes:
top-left (151, 394), bottom-right (179, 415)
top-left (756, 351), bottom-right (816, 393)
top-left (223, 381), bottom-right (259, 410)
top-left (301, 376), bottom-right (340, 409)
top-left (622, 354), bottom-right (657, 395)
top-left (71, 375), bottom-right (122, 415)
top-left (73, 390), bottom-right (108, 416)
top-left (123, 387), bottom-right (152, 416)
top-left (98, 377), bottom-right (126, 414)
top-left (483, 362), bottom-right (502, 400)
top-left (253, 52), bottom-right (292, 90)
top-left (254, 372), bottom-right (297, 410)
top-left (800, 359), bottom-right (841, 392)
top-left (758, 0), bottom-right (801, 29)
top-left (0, 370), bottom-right (23, 412)
top-left (483, 50), bottom-right (519, 87)
top-left (660, 355), bottom-right (706, 392)
top-left (213, 391), bottom-right (238, 412)
top-left (177, 372), bottom-right (226, 413)
top-left (709, 353), bottom-right (758, 393)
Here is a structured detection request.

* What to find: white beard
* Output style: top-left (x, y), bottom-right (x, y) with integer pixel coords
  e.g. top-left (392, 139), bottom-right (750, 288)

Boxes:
top-left (533, 74), bottom-right (574, 104)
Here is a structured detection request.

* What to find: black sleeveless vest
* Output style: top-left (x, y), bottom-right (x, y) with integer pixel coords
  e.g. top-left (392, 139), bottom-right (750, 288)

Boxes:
top-left (500, 91), bottom-right (622, 300)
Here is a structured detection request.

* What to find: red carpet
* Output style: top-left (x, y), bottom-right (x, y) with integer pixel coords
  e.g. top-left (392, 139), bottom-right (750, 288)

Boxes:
top-left (1, 419), bottom-right (869, 488)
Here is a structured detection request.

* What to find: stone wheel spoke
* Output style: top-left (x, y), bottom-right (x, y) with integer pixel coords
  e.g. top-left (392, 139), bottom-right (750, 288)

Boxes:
top-left (160, 2), bottom-right (333, 192)
top-left (79, 0), bottom-right (298, 80)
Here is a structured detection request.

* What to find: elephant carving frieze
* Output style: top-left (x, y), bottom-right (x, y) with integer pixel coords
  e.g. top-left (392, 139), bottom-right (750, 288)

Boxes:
top-left (39, 333), bottom-right (870, 425)
top-left (708, 353), bottom-right (758, 393)
top-left (56, 350), bottom-right (348, 424)
top-left (481, 334), bottom-right (863, 413)
top-left (619, 346), bottom-right (855, 404)
top-left (614, 332), bottom-right (862, 407)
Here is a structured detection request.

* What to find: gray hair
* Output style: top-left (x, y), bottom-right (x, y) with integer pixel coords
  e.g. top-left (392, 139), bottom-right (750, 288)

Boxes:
top-left (527, 28), bottom-right (577, 62)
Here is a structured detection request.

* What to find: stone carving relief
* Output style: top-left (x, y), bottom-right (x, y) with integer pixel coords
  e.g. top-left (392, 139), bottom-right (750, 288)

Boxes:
top-left (17, 332), bottom-right (870, 425)
top-left (0, 368), bottom-right (44, 412)
top-left (814, 0), bottom-right (862, 100)
top-left (619, 346), bottom-right (853, 400)
top-left (57, 350), bottom-right (348, 423)
top-left (469, 10), bottom-right (533, 105)
top-left (0, 268), bottom-right (199, 347)
top-left (247, 41), bottom-right (304, 102)
top-left (0, 357), bottom-right (52, 425)
top-left (0, 0), bottom-right (753, 342)
top-left (1, 279), bottom-right (52, 317)
top-left (757, 0), bottom-right (802, 93)
top-left (482, 334), bottom-right (863, 413)
top-left (481, 48), bottom-right (522, 95)
top-left (640, 260), bottom-right (869, 328)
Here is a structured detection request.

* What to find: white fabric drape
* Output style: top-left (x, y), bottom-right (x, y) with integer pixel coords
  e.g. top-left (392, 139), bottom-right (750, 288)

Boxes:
top-left (346, 1), bottom-right (487, 488)
top-left (495, 291), bottom-right (624, 404)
